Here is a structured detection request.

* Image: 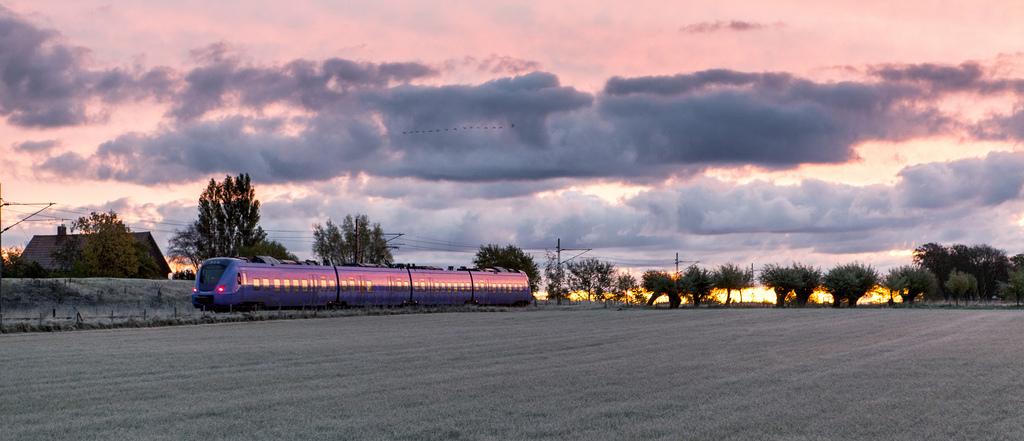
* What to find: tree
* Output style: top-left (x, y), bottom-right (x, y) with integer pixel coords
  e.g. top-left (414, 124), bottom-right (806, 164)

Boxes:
top-left (945, 270), bottom-right (977, 306)
top-left (1011, 254), bottom-right (1024, 271)
top-left (312, 219), bottom-right (347, 264)
top-left (914, 243), bottom-right (1009, 301)
top-left (822, 263), bottom-right (879, 308)
top-left (565, 258), bottom-right (616, 301)
top-left (73, 211), bottom-right (159, 278)
top-left (474, 244), bottom-right (540, 292)
top-left (168, 223), bottom-right (203, 270)
top-left (760, 264), bottom-right (801, 307)
top-left (172, 269), bottom-right (196, 280)
top-left (614, 272), bottom-right (639, 303)
top-left (312, 214), bottom-right (393, 265)
top-left (713, 263), bottom-right (752, 306)
top-left (885, 265), bottom-right (939, 305)
top-left (680, 265), bottom-right (715, 307)
top-left (1, 247), bottom-right (48, 278)
top-left (239, 240), bottom-right (298, 261)
top-left (544, 251), bottom-right (567, 304)
top-left (882, 268), bottom-right (906, 305)
top-left (792, 264), bottom-right (822, 307)
top-left (1001, 267), bottom-right (1024, 306)
top-left (195, 174), bottom-right (267, 259)
top-left (643, 270), bottom-right (679, 308)
top-left (913, 243), bottom-right (955, 300)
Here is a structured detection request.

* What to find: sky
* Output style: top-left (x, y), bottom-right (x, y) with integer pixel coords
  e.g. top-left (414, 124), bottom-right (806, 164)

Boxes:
top-left (2, 0), bottom-right (1024, 273)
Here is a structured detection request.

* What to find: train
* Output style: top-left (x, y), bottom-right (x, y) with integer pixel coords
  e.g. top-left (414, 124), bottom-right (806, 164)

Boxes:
top-left (191, 256), bottom-right (533, 311)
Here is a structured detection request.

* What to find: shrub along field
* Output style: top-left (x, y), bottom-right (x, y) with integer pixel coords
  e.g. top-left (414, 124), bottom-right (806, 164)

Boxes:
top-left (2, 308), bottom-right (1023, 440)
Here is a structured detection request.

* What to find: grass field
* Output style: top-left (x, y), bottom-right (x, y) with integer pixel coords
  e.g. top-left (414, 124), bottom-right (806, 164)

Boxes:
top-left (2, 309), bottom-right (1023, 440)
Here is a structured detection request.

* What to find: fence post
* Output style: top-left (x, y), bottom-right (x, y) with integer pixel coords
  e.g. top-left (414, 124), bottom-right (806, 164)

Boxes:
top-left (143, 309), bottom-right (147, 320)
top-left (52, 308), bottom-right (56, 318)
top-left (174, 307), bottom-right (178, 319)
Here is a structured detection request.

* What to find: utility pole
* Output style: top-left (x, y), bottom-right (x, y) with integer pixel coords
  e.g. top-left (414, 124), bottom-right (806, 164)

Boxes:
top-left (552, 238), bottom-right (592, 305)
top-left (556, 238), bottom-right (561, 305)
top-left (354, 217), bottom-right (360, 265)
top-left (675, 252), bottom-right (679, 274)
top-left (0, 183), bottom-right (56, 329)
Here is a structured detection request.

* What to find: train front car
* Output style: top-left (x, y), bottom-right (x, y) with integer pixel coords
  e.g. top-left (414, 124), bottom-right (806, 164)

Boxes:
top-left (192, 258), bottom-right (244, 311)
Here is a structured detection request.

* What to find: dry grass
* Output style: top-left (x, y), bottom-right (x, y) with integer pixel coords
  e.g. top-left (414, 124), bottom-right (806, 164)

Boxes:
top-left (3, 308), bottom-right (1024, 440)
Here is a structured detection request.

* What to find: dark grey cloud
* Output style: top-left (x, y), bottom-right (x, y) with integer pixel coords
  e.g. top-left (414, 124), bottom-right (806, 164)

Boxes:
top-left (680, 20), bottom-right (784, 34)
top-left (600, 69), bottom-right (948, 167)
top-left (12, 139), bottom-right (60, 153)
top-left (0, 6), bottom-right (174, 127)
top-left (896, 151), bottom-right (1024, 209)
top-left (169, 43), bottom-right (438, 121)
top-left (40, 114), bottom-right (385, 185)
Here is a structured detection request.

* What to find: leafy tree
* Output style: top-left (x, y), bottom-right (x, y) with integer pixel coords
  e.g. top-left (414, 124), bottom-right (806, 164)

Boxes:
top-left (913, 243), bottom-right (955, 300)
top-left (885, 265), bottom-right (939, 305)
top-left (643, 270), bottom-right (679, 308)
top-left (474, 244), bottom-right (540, 292)
top-left (195, 174), bottom-right (267, 259)
top-left (614, 272), bottom-right (639, 303)
top-left (565, 258), bottom-right (616, 301)
top-left (543, 251), bottom-right (567, 304)
top-left (680, 265), bottom-right (715, 307)
top-left (1011, 254), bottom-right (1024, 271)
top-left (1, 247), bottom-right (48, 278)
top-left (312, 219), bottom-right (346, 264)
top-left (945, 270), bottom-right (977, 306)
top-left (172, 269), bottom-right (196, 280)
top-left (50, 234), bottom-right (82, 274)
top-left (822, 263), bottom-right (879, 308)
top-left (713, 263), bottom-right (752, 305)
top-left (760, 264), bottom-right (801, 307)
top-left (914, 243), bottom-right (1009, 301)
top-left (882, 268), bottom-right (906, 305)
top-left (239, 240), bottom-right (298, 261)
top-left (312, 214), bottom-right (392, 265)
top-left (73, 211), bottom-right (160, 278)
top-left (792, 264), bottom-right (822, 307)
top-left (1001, 267), bottom-right (1024, 306)
top-left (168, 223), bottom-right (203, 270)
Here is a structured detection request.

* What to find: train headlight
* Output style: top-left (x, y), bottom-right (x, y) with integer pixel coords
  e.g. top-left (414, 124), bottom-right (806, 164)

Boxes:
top-left (192, 287), bottom-right (197, 293)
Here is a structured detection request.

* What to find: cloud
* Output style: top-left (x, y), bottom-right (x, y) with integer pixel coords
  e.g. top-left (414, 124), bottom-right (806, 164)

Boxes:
top-left (896, 151), bottom-right (1024, 208)
top-left (444, 54), bottom-right (542, 75)
top-left (680, 20), bottom-right (784, 34)
top-left (599, 69), bottom-right (949, 167)
top-left (168, 43), bottom-right (438, 121)
top-left (40, 114), bottom-right (385, 185)
top-left (12, 139), bottom-right (60, 153)
top-left (0, 6), bottom-right (174, 127)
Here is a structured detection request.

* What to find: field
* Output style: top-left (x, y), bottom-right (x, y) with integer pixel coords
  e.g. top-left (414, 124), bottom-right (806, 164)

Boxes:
top-left (2, 309), bottom-right (1023, 440)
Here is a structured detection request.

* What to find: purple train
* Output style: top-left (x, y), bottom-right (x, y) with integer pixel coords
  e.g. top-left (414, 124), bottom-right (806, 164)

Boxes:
top-left (191, 256), bottom-right (533, 311)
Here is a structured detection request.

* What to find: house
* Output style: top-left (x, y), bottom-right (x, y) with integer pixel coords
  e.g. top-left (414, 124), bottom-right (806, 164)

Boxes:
top-left (21, 225), bottom-right (172, 278)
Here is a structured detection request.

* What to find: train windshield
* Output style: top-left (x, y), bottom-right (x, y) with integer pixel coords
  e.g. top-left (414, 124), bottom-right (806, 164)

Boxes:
top-left (198, 264), bottom-right (227, 291)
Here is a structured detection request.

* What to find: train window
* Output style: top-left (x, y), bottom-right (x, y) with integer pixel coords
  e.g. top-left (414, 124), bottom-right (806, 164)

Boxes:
top-left (253, 278), bottom-right (261, 290)
top-left (273, 279), bottom-right (281, 291)
top-left (283, 279), bottom-right (290, 291)
top-left (301, 280), bottom-right (309, 291)
top-left (366, 281), bottom-right (373, 292)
